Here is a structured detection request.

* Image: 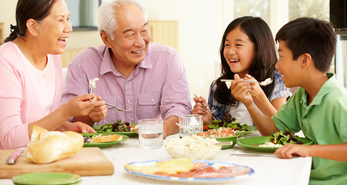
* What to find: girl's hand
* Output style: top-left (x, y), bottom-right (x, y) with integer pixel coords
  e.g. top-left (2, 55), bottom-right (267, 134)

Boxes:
top-left (274, 144), bottom-right (311, 158)
top-left (192, 96), bottom-right (212, 125)
top-left (62, 94), bottom-right (97, 118)
top-left (230, 74), bottom-right (253, 106)
top-left (245, 74), bottom-right (264, 99)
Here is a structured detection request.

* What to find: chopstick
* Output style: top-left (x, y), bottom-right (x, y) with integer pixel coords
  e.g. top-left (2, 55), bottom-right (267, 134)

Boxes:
top-left (221, 79), bottom-right (257, 83)
top-left (193, 94), bottom-right (217, 120)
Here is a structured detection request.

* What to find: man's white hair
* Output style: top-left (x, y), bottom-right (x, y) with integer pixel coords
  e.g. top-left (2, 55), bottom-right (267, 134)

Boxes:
top-left (97, 0), bottom-right (148, 40)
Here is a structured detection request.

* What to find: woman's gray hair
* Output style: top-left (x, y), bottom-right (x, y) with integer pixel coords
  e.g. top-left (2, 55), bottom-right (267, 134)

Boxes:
top-left (97, 0), bottom-right (148, 40)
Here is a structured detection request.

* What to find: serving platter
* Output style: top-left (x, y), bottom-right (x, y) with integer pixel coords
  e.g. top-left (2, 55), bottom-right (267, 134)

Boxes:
top-left (124, 159), bottom-right (254, 183)
top-left (81, 133), bottom-right (129, 148)
top-left (237, 136), bottom-right (313, 152)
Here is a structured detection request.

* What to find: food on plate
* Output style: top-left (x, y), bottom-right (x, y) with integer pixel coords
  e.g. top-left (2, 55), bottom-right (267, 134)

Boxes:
top-left (164, 135), bottom-right (221, 160)
top-left (254, 130), bottom-right (304, 147)
top-left (125, 158), bottom-right (194, 174)
top-left (27, 125), bottom-right (83, 164)
top-left (83, 134), bottom-right (123, 143)
top-left (204, 112), bottom-right (250, 132)
top-left (197, 127), bottom-right (236, 138)
top-left (125, 158), bottom-right (252, 178)
top-left (94, 120), bottom-right (138, 132)
top-left (258, 142), bottom-right (283, 147)
top-left (259, 78), bottom-right (273, 86)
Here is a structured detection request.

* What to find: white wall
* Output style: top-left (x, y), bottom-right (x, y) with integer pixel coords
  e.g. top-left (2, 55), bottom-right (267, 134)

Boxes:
top-left (0, 0), bottom-right (227, 100)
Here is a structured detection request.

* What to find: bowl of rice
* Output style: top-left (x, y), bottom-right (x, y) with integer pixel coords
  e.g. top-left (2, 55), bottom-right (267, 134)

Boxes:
top-left (163, 135), bottom-right (221, 160)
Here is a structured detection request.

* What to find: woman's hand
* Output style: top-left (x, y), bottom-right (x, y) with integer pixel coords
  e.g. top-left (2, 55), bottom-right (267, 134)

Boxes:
top-left (66, 121), bottom-right (97, 133)
top-left (86, 95), bottom-right (107, 122)
top-left (192, 96), bottom-right (212, 125)
top-left (230, 74), bottom-right (253, 106)
top-left (61, 94), bottom-right (98, 118)
top-left (56, 121), bottom-right (96, 133)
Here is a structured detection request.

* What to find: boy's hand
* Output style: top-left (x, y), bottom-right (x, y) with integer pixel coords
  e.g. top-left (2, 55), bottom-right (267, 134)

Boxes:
top-left (230, 74), bottom-right (253, 106)
top-left (274, 144), bottom-right (311, 158)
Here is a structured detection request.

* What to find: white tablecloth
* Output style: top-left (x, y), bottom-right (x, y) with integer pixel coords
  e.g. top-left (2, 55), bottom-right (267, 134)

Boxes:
top-left (0, 132), bottom-right (312, 185)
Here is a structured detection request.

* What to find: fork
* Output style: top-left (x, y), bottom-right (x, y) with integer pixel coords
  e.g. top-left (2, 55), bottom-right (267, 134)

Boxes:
top-left (194, 94), bottom-right (218, 120)
top-left (105, 103), bottom-right (131, 112)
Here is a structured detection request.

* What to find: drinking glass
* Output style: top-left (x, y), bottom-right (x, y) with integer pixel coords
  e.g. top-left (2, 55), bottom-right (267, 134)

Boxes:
top-left (178, 114), bottom-right (203, 138)
top-left (138, 119), bottom-right (163, 149)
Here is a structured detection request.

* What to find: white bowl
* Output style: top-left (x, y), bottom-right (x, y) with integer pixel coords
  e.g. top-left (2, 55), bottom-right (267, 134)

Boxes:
top-left (164, 135), bottom-right (221, 160)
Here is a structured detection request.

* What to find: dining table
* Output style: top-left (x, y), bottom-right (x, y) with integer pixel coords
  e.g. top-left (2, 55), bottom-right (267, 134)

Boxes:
top-left (0, 131), bottom-right (312, 185)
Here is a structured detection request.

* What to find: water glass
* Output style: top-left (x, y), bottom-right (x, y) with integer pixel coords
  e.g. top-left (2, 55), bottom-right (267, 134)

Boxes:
top-left (178, 114), bottom-right (203, 138)
top-left (138, 119), bottom-right (163, 149)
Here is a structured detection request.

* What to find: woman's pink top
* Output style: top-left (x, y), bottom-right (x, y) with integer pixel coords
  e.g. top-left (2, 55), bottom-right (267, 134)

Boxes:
top-left (0, 42), bottom-right (63, 149)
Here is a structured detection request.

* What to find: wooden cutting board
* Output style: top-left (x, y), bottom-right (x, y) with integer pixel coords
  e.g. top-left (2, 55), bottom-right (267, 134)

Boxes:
top-left (0, 147), bottom-right (114, 179)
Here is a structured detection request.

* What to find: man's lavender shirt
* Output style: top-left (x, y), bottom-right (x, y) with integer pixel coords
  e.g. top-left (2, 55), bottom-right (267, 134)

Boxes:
top-left (62, 43), bottom-right (192, 125)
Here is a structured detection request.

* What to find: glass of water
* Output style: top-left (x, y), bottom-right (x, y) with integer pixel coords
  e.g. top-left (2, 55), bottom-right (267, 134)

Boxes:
top-left (138, 119), bottom-right (163, 149)
top-left (178, 114), bottom-right (203, 138)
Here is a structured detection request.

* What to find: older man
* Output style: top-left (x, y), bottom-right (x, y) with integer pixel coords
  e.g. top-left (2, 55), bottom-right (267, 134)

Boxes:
top-left (61, 0), bottom-right (192, 137)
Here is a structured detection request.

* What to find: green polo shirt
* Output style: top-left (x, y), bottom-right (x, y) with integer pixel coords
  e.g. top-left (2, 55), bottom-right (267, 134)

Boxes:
top-left (272, 73), bottom-right (347, 185)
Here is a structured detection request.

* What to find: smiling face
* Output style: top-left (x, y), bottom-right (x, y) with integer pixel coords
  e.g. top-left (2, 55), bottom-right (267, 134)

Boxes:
top-left (223, 26), bottom-right (255, 78)
top-left (107, 3), bottom-right (150, 69)
top-left (276, 40), bottom-right (302, 87)
top-left (36, 0), bottom-right (72, 55)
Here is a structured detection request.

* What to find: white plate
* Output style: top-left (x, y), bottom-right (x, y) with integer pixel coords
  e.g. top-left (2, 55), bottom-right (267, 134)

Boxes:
top-left (124, 159), bottom-right (254, 183)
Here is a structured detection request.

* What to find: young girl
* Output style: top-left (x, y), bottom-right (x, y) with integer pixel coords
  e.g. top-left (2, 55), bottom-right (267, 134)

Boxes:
top-left (193, 16), bottom-right (291, 126)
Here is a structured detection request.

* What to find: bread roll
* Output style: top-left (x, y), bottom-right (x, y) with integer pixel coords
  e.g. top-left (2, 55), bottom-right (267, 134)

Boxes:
top-left (91, 135), bottom-right (123, 143)
top-left (27, 125), bottom-right (84, 164)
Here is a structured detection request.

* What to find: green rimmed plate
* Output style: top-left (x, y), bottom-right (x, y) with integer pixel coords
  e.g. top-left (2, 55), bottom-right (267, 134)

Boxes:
top-left (199, 133), bottom-right (239, 150)
top-left (235, 126), bottom-right (258, 137)
top-left (92, 123), bottom-right (138, 137)
top-left (81, 133), bottom-right (129, 148)
top-left (237, 136), bottom-right (313, 152)
top-left (12, 172), bottom-right (81, 185)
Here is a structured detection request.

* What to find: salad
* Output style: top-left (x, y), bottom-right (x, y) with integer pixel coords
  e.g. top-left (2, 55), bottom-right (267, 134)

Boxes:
top-left (269, 130), bottom-right (303, 145)
top-left (94, 120), bottom-right (138, 133)
top-left (204, 112), bottom-right (250, 132)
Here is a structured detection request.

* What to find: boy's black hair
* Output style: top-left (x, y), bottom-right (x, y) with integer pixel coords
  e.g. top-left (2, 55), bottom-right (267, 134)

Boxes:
top-left (275, 17), bottom-right (337, 72)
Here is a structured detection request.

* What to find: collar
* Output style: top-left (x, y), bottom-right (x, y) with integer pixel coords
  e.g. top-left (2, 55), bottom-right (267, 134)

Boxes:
top-left (301, 72), bottom-right (337, 106)
top-left (99, 46), bottom-right (152, 76)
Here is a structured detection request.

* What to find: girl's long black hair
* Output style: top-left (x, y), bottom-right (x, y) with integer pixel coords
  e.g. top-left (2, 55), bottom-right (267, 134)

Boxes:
top-left (212, 16), bottom-right (277, 106)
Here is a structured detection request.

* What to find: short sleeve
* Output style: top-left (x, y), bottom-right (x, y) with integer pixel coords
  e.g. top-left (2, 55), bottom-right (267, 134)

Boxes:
top-left (269, 72), bottom-right (291, 102)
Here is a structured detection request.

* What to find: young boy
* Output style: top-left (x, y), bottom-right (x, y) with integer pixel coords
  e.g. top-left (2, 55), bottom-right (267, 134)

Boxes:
top-left (230, 17), bottom-right (347, 184)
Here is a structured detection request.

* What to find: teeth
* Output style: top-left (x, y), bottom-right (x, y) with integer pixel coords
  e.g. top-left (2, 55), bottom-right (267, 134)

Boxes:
top-left (230, 59), bottom-right (239, 63)
top-left (281, 74), bottom-right (284, 78)
top-left (132, 51), bottom-right (141, 54)
top-left (59, 38), bottom-right (67, 41)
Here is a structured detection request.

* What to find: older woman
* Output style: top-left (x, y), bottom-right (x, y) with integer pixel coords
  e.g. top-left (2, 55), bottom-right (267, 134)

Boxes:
top-left (0, 0), bottom-right (103, 149)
